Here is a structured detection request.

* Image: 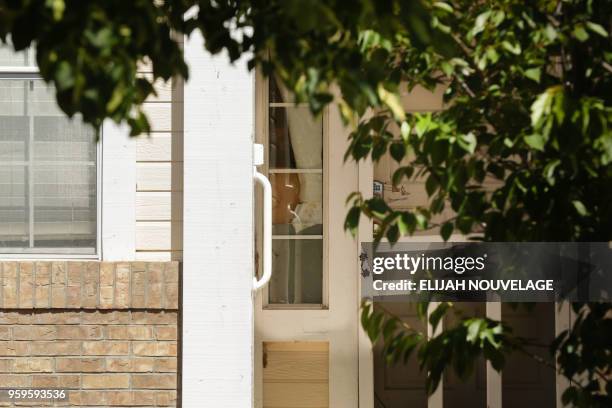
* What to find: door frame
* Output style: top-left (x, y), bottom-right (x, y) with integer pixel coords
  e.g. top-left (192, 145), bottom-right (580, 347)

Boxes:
top-left (253, 70), bottom-right (360, 407)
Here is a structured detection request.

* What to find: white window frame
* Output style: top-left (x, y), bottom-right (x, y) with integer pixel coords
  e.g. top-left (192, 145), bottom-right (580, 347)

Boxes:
top-left (255, 70), bottom-right (330, 310)
top-left (0, 64), bottom-right (102, 259)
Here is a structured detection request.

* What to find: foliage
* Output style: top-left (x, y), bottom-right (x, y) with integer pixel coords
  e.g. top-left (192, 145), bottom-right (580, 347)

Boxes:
top-left (362, 300), bottom-right (612, 407)
top-left (0, 0), bottom-right (446, 135)
top-left (554, 303), bottom-right (612, 407)
top-left (347, 1), bottom-right (611, 406)
top-left (361, 300), bottom-right (512, 395)
top-left (1, 0), bottom-right (610, 406)
top-left (340, 0), bottom-right (612, 243)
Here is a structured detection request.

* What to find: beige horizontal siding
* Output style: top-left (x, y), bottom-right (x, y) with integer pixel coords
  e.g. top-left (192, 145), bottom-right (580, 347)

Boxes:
top-left (400, 84), bottom-right (446, 112)
top-left (135, 222), bottom-right (182, 251)
top-left (135, 77), bottom-right (183, 261)
top-left (140, 76), bottom-right (173, 103)
top-left (136, 162), bottom-right (183, 192)
top-left (136, 192), bottom-right (183, 221)
top-left (136, 133), bottom-right (183, 162)
top-left (143, 103), bottom-right (173, 132)
top-left (135, 251), bottom-right (183, 262)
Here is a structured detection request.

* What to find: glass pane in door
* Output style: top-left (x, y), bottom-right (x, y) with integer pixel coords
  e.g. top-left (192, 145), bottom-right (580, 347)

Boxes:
top-left (269, 239), bottom-right (323, 304)
top-left (266, 75), bottom-right (324, 305)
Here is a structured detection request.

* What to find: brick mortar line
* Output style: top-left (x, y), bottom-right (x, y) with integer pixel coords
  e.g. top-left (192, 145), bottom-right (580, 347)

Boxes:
top-left (80, 262), bottom-right (85, 310)
top-left (144, 264), bottom-right (149, 310)
top-left (112, 263), bottom-right (117, 309)
top-left (0, 308), bottom-right (178, 315)
top-left (128, 327), bottom-right (133, 390)
top-left (161, 263), bottom-right (166, 310)
top-left (79, 322), bottom-right (83, 405)
top-left (64, 260), bottom-right (68, 309)
top-left (15, 262), bottom-right (21, 307)
top-left (97, 262), bottom-right (101, 309)
top-left (32, 261), bottom-right (38, 309)
top-left (129, 263), bottom-right (133, 310)
top-left (47, 262), bottom-right (52, 308)
top-left (0, 263), bottom-right (4, 308)
top-left (49, 263), bottom-right (53, 309)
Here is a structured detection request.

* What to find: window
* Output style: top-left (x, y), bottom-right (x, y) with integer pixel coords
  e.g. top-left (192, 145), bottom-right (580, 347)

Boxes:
top-left (0, 44), bottom-right (98, 255)
top-left (260, 75), bottom-right (325, 306)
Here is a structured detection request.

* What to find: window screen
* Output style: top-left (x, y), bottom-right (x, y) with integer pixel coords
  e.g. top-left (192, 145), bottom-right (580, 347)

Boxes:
top-left (0, 79), bottom-right (97, 253)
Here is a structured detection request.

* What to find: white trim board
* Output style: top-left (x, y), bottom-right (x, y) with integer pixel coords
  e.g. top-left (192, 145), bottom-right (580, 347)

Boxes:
top-left (101, 121), bottom-right (136, 261)
top-left (182, 30), bottom-right (255, 407)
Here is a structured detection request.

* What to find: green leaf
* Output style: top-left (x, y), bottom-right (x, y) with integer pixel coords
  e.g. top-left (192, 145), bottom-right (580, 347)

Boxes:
top-left (390, 142), bottom-right (406, 162)
top-left (544, 24), bottom-right (557, 41)
top-left (440, 61), bottom-right (453, 76)
top-left (501, 40), bottom-right (521, 55)
top-left (524, 134), bottom-right (545, 151)
top-left (54, 61), bottom-right (75, 91)
top-left (392, 166), bottom-right (414, 186)
top-left (425, 175), bottom-right (439, 196)
top-left (433, 2), bottom-right (453, 13)
top-left (491, 10), bottom-right (505, 27)
top-left (344, 206), bottom-right (361, 234)
top-left (368, 197), bottom-right (391, 219)
top-left (416, 301), bottom-right (430, 321)
top-left (397, 212), bottom-right (417, 235)
top-left (530, 87), bottom-right (559, 126)
top-left (572, 200), bottom-right (589, 217)
top-left (106, 86), bottom-right (125, 113)
top-left (441, 222), bottom-right (453, 241)
top-left (457, 132), bottom-right (477, 154)
top-left (585, 22), bottom-right (608, 38)
top-left (524, 67), bottom-right (541, 83)
top-left (382, 318), bottom-right (397, 339)
top-left (543, 159), bottom-right (560, 185)
top-left (431, 195), bottom-right (445, 213)
top-left (562, 387), bottom-right (579, 406)
top-left (485, 47), bottom-right (499, 64)
top-left (466, 319), bottom-right (484, 343)
top-left (400, 121), bottom-right (412, 142)
top-left (361, 302), bottom-right (371, 330)
top-left (415, 114), bottom-right (432, 138)
top-left (378, 85), bottom-right (405, 121)
top-left (472, 11), bottom-right (491, 37)
top-left (338, 100), bottom-right (357, 124)
top-left (415, 212), bottom-right (429, 230)
top-left (386, 224), bottom-right (400, 243)
top-left (573, 25), bottom-right (589, 42)
top-left (46, 0), bottom-right (66, 21)
top-left (428, 303), bottom-right (450, 332)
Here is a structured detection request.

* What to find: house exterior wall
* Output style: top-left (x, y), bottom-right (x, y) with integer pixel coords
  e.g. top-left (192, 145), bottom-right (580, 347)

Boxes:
top-left (101, 57), bottom-right (183, 263)
top-left (0, 261), bottom-right (179, 407)
top-left (135, 63), bottom-right (184, 262)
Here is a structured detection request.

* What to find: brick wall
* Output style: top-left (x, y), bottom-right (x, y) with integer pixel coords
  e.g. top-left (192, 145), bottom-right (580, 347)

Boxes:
top-left (0, 262), bottom-right (180, 407)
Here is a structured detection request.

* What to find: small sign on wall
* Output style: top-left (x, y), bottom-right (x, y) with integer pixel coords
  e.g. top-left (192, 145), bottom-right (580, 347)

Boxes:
top-left (373, 180), bottom-right (384, 199)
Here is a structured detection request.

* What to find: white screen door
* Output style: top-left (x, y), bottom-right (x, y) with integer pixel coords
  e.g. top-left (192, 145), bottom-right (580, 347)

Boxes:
top-left (254, 72), bottom-right (360, 408)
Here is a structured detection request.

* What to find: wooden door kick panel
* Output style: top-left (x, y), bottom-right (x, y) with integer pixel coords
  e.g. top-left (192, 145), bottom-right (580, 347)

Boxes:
top-left (263, 342), bottom-right (329, 408)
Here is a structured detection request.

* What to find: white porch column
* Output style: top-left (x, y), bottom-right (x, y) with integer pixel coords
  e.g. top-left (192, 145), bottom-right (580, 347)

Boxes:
top-left (183, 30), bottom-right (255, 407)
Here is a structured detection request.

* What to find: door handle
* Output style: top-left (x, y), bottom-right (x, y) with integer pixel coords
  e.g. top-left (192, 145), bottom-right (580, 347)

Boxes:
top-left (253, 144), bottom-right (272, 292)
